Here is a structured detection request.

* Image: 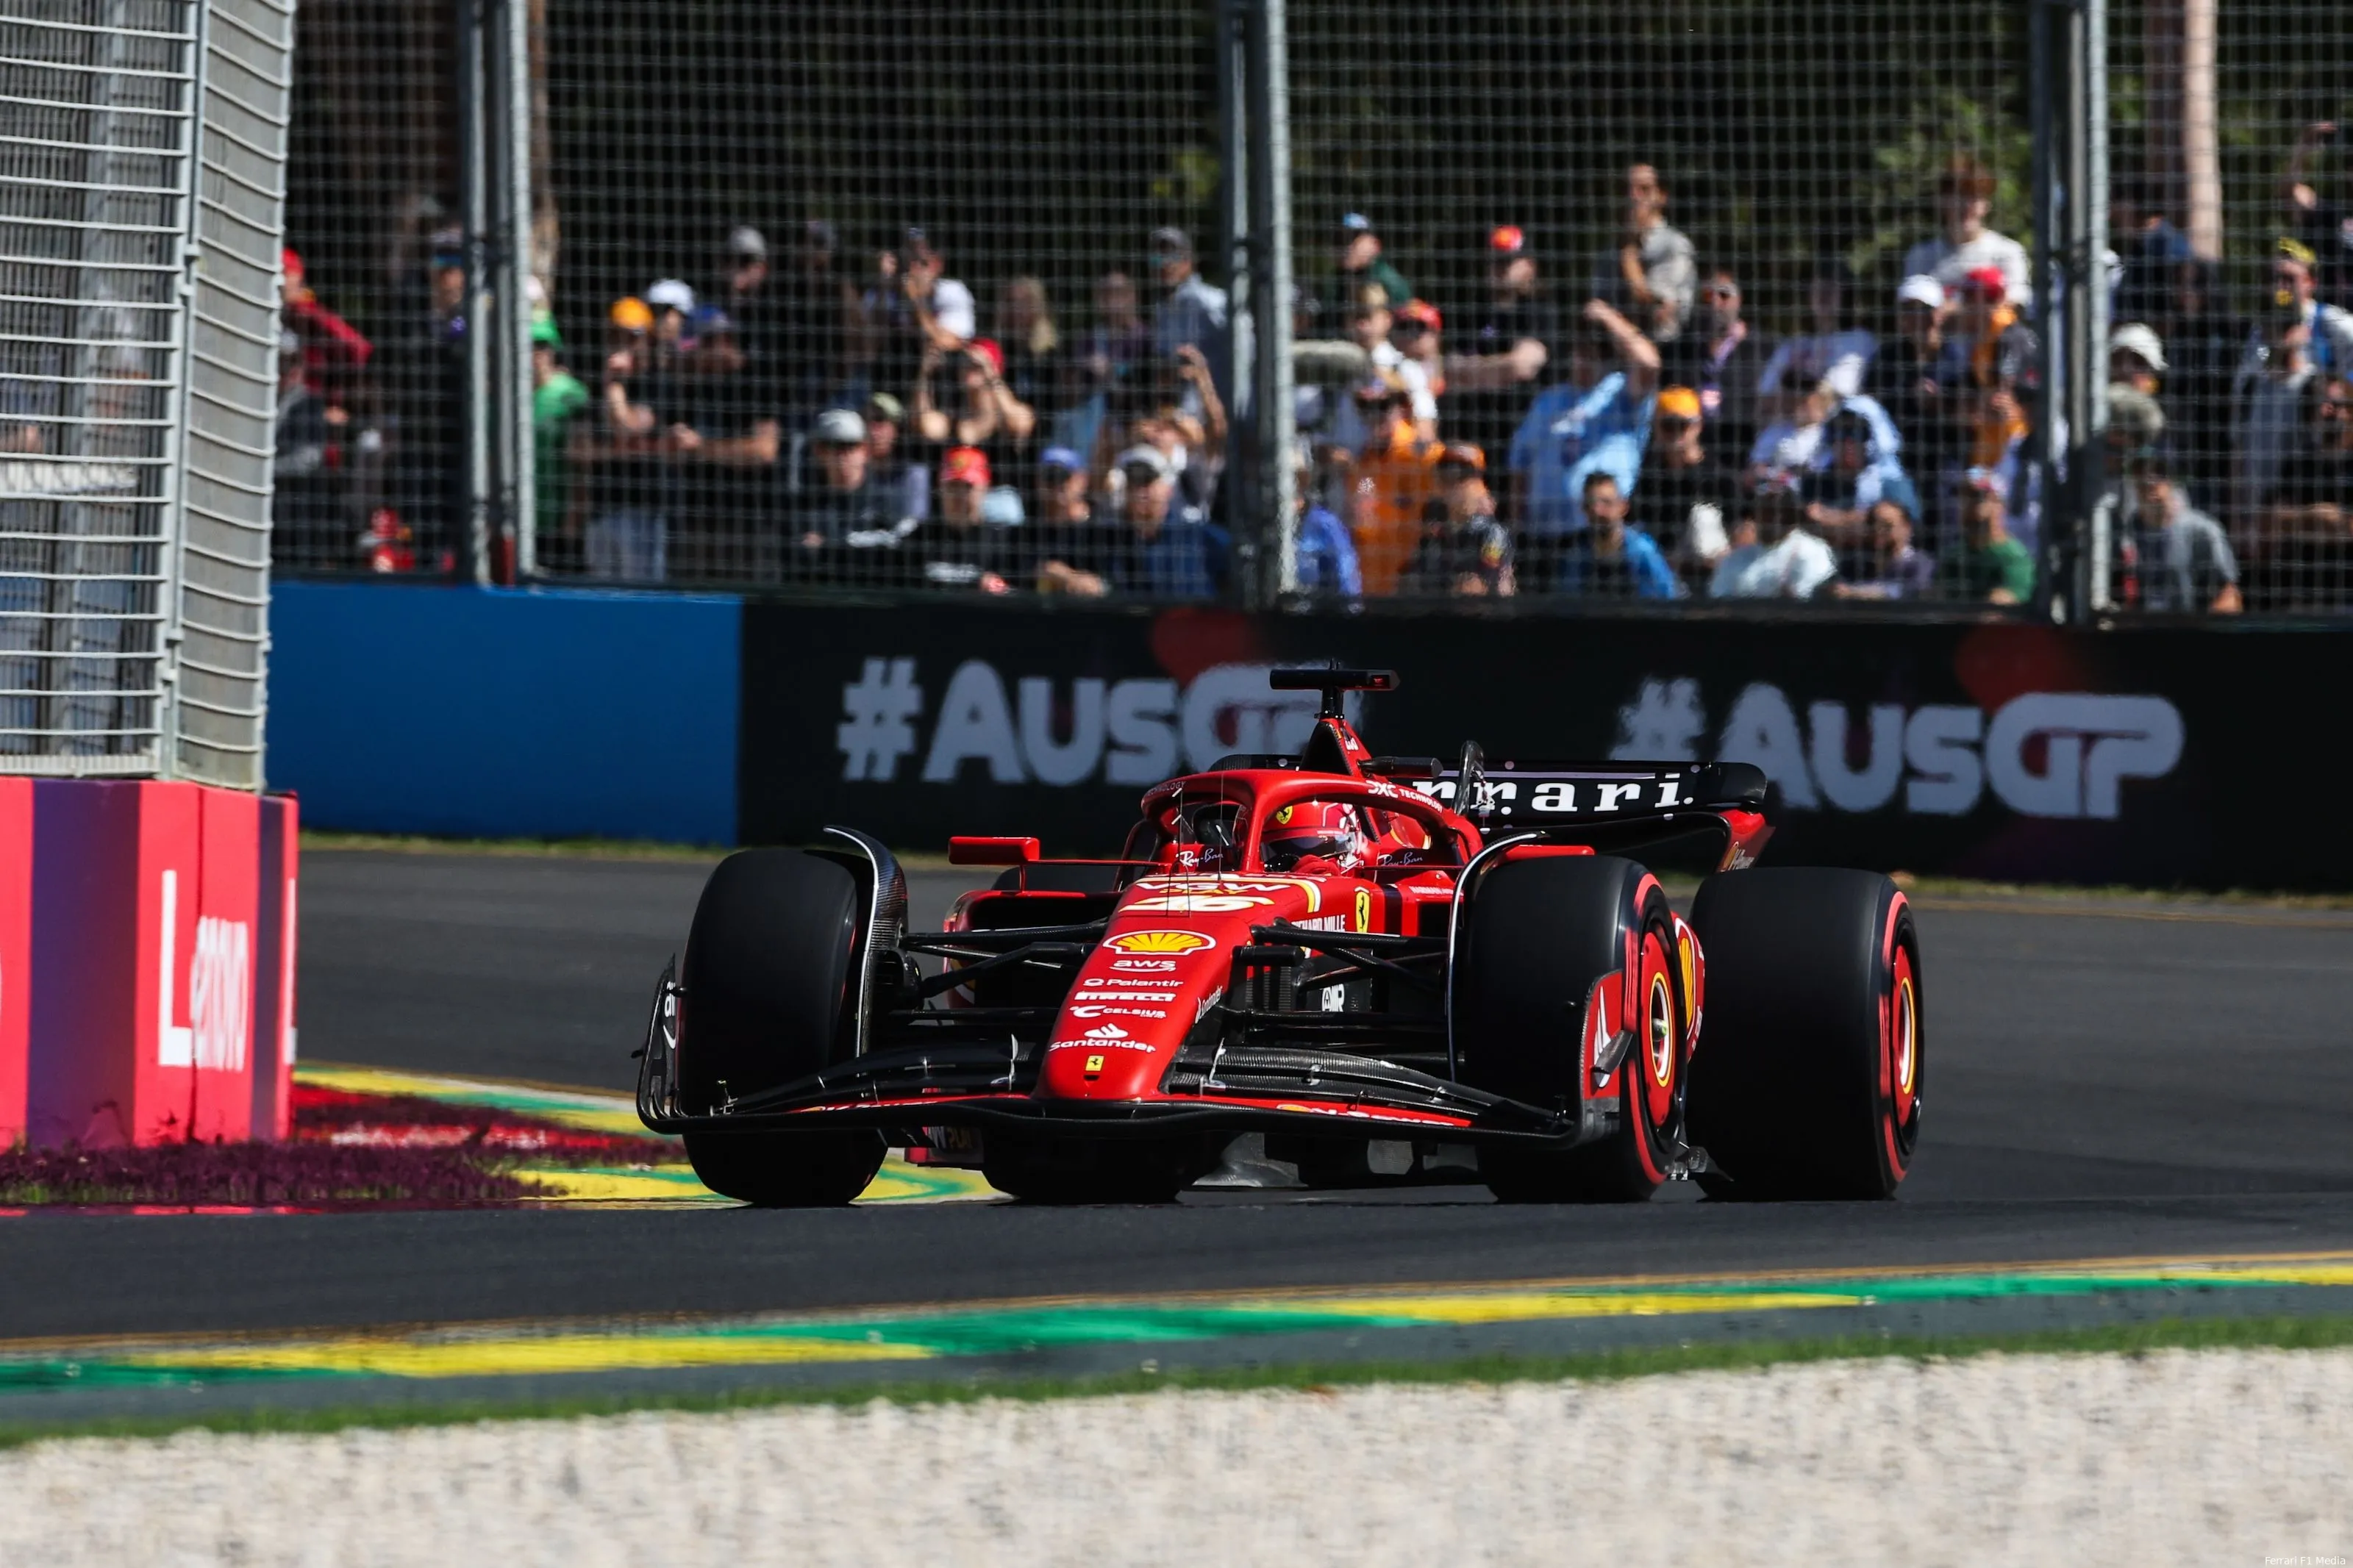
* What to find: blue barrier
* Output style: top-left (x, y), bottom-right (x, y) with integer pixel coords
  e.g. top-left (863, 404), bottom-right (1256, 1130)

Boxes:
top-left (268, 583), bottom-right (740, 844)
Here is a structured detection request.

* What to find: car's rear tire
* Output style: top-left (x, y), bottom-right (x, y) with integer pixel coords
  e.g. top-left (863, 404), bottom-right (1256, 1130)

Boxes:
top-left (980, 1135), bottom-right (1209, 1204)
top-left (677, 848), bottom-right (886, 1206)
top-left (1454, 856), bottom-right (1685, 1203)
top-left (1684, 867), bottom-right (1921, 1201)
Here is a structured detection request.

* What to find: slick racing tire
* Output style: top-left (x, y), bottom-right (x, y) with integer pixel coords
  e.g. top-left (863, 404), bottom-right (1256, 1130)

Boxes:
top-left (1455, 856), bottom-right (1687, 1204)
top-left (1684, 867), bottom-right (1921, 1201)
top-left (981, 1135), bottom-right (1214, 1205)
top-left (678, 848), bottom-right (886, 1206)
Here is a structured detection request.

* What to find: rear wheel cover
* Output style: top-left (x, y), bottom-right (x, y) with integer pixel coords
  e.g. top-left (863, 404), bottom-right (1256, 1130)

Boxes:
top-left (1880, 923), bottom-right (1923, 1179)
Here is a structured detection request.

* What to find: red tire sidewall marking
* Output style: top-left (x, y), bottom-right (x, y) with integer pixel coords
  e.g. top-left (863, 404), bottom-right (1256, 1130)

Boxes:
top-left (1624, 923), bottom-right (1677, 1184)
top-left (1879, 893), bottom-right (1916, 1182)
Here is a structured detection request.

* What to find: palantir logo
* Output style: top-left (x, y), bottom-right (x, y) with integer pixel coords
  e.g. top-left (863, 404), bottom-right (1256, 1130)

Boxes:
top-left (157, 870), bottom-right (251, 1072)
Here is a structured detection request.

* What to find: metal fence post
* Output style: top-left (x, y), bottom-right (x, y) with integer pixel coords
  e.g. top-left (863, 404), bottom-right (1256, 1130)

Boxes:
top-left (457, 0), bottom-right (492, 585)
top-left (1218, 0), bottom-right (1257, 604)
top-left (500, 0), bottom-right (535, 580)
top-left (1246, 0), bottom-right (1295, 605)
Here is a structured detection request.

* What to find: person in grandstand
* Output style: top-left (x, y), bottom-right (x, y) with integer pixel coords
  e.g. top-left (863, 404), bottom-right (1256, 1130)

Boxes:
top-left (1665, 267), bottom-right (1764, 465)
top-left (1627, 384), bottom-right (1738, 582)
top-left (1336, 212), bottom-right (1414, 317)
top-left (1029, 445), bottom-right (1114, 599)
top-left (582, 294), bottom-right (689, 584)
top-left (1102, 443), bottom-right (1228, 599)
top-left (785, 408), bottom-right (896, 581)
top-left (1757, 250), bottom-right (1878, 404)
top-left (863, 226), bottom-right (976, 414)
top-left (860, 392), bottom-right (927, 524)
top-left (1327, 285), bottom-right (1438, 451)
top-left (1590, 162), bottom-right (1696, 343)
top-left (1865, 276), bottom-right (1963, 505)
top-left (2236, 312), bottom-right (2325, 528)
top-left (1709, 475), bottom-right (1838, 601)
top-left (1829, 496), bottom-right (1938, 602)
top-left (2123, 454), bottom-right (2241, 615)
top-left (888, 444), bottom-right (1024, 594)
top-left (2158, 259), bottom-right (2247, 509)
top-left (1400, 443), bottom-right (1513, 598)
top-left (1554, 472), bottom-right (1677, 600)
top-left (1944, 265), bottom-right (2040, 544)
top-left (990, 277), bottom-right (1067, 421)
top-left (1802, 407), bottom-right (1918, 563)
top-left (1939, 467), bottom-right (2036, 605)
top-left (529, 318), bottom-right (590, 573)
top-left (1149, 226), bottom-right (1231, 400)
top-left (1346, 369), bottom-right (1441, 595)
top-left (1507, 298), bottom-right (1660, 551)
top-left (1444, 223), bottom-right (1559, 460)
top-left (2282, 122), bottom-right (2353, 308)
top-left (2252, 375), bottom-right (2353, 612)
top-left (1290, 446), bottom-right (1363, 605)
top-left (911, 337), bottom-right (1037, 495)
top-left (1902, 155), bottom-right (2030, 307)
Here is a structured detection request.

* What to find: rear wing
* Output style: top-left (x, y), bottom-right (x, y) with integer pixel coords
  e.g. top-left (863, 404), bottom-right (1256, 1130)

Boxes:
top-left (1410, 759), bottom-right (1774, 823)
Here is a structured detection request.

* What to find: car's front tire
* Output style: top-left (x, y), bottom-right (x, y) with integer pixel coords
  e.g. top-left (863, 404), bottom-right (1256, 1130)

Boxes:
top-left (676, 848), bottom-right (886, 1206)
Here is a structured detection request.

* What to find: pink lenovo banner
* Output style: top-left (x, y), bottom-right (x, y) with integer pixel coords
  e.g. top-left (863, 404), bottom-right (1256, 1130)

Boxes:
top-left (0, 777), bottom-right (29, 1146)
top-left (24, 780), bottom-right (293, 1148)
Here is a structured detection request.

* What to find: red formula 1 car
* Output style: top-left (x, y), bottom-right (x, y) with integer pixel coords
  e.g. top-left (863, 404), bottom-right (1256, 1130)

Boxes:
top-left (638, 667), bottom-right (1922, 1206)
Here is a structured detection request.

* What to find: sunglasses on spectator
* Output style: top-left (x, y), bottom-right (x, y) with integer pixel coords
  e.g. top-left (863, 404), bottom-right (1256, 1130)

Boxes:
top-left (1658, 414), bottom-right (1696, 429)
top-left (1703, 284), bottom-right (1738, 299)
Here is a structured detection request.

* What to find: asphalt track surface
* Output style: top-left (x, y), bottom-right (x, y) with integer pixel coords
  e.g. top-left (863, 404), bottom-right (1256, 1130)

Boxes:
top-left (5, 851), bottom-right (2353, 1352)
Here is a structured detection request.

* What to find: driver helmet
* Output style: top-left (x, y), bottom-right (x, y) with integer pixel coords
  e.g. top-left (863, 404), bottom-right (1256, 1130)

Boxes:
top-left (1261, 799), bottom-right (1369, 873)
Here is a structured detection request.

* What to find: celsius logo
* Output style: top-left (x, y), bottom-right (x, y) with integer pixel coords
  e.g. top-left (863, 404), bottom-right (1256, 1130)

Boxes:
top-left (156, 870), bottom-right (251, 1071)
top-left (1611, 680), bottom-right (2185, 820)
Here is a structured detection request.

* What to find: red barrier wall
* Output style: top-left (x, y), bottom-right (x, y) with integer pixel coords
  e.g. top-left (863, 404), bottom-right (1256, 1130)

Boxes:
top-left (0, 777), bottom-right (29, 1147)
top-left (23, 780), bottom-right (296, 1149)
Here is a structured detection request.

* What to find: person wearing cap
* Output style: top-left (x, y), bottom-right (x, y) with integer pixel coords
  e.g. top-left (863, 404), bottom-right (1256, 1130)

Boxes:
top-left (1757, 250), bottom-right (1878, 403)
top-left (2124, 453), bottom-right (2240, 615)
top-left (1149, 226), bottom-right (1232, 400)
top-left (889, 445), bottom-right (1023, 594)
top-left (860, 391), bottom-right (927, 524)
top-left (2235, 310), bottom-right (2322, 529)
top-left (2255, 374), bottom-right (2353, 611)
top-left (1938, 468), bottom-right (2035, 604)
top-left (1947, 265), bottom-right (2039, 523)
top-left (1557, 473), bottom-right (1677, 600)
top-left (1346, 368), bottom-right (1440, 595)
top-left (864, 227), bottom-right (976, 416)
top-left (1391, 300), bottom-right (1446, 403)
top-left (1629, 384), bottom-right (1738, 580)
top-left (673, 307), bottom-right (785, 580)
top-left (2282, 121), bottom-right (2353, 307)
top-left (1401, 443), bottom-right (1514, 598)
top-left (1802, 406), bottom-right (1919, 562)
top-left (278, 246), bottom-right (371, 412)
top-left (782, 407), bottom-right (890, 573)
top-left (1337, 213), bottom-right (1413, 320)
top-left (529, 316), bottom-right (590, 569)
top-left (1865, 276), bottom-right (1960, 488)
top-left (2109, 322), bottom-right (2167, 402)
top-left (1027, 446), bottom-right (1115, 598)
top-left (1446, 223), bottom-right (1560, 459)
top-left (646, 279), bottom-right (697, 347)
top-left (1329, 285), bottom-right (1436, 452)
top-left (1508, 298), bottom-right (1663, 559)
top-left (1590, 164), bottom-right (1697, 343)
top-left (1104, 443), bottom-right (1227, 600)
top-left (1901, 155), bottom-right (2030, 308)
top-left (1708, 474), bottom-right (1838, 600)
top-left (582, 292), bottom-right (693, 584)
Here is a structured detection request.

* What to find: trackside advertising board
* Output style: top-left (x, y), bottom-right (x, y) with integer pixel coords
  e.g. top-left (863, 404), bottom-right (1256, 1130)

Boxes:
top-left (740, 603), bottom-right (2351, 890)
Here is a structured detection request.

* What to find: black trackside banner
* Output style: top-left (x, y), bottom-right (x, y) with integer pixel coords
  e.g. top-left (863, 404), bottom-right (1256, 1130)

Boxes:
top-left (739, 602), bottom-right (2353, 890)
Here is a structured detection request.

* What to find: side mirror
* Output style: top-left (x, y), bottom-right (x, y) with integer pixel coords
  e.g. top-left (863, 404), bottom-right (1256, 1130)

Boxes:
top-left (947, 836), bottom-right (1040, 867)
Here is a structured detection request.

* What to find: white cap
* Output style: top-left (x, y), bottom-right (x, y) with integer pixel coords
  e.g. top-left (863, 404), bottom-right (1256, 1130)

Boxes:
top-left (1896, 274), bottom-right (1946, 309)
top-left (645, 278), bottom-right (696, 315)
top-left (2110, 321), bottom-right (2168, 373)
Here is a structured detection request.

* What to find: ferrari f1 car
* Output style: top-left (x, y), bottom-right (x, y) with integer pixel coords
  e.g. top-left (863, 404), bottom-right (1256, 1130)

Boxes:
top-left (637, 667), bottom-right (1922, 1206)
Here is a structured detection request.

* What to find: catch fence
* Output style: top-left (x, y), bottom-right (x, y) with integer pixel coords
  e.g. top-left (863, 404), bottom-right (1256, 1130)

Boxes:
top-left (268, 0), bottom-right (2348, 620)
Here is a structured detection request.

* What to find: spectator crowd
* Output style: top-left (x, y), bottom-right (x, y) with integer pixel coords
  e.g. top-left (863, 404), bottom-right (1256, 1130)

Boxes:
top-left (271, 133), bottom-right (2353, 615)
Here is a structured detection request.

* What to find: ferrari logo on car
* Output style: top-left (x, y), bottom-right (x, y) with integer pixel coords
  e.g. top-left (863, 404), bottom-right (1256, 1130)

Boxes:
top-left (1084, 1054), bottom-right (1105, 1076)
top-left (1104, 930), bottom-right (1216, 955)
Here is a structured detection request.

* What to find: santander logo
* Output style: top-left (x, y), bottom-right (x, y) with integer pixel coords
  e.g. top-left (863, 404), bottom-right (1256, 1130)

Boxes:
top-left (157, 869), bottom-right (251, 1073)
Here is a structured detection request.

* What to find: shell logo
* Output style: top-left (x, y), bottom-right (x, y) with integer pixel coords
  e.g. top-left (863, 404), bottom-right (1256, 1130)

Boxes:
top-left (1105, 929), bottom-right (1216, 955)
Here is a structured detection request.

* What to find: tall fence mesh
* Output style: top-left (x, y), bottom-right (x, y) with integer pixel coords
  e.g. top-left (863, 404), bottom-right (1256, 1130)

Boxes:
top-left (1, 0), bottom-right (196, 771)
top-left (267, 0), bottom-right (2345, 619)
top-left (2100, 0), bottom-right (2353, 617)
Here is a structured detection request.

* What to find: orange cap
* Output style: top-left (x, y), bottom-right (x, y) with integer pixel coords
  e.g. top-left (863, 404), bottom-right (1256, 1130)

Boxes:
top-left (609, 296), bottom-right (653, 332)
top-left (1657, 385), bottom-right (1702, 420)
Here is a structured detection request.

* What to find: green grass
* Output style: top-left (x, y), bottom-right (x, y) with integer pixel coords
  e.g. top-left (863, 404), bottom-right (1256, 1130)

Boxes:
top-left (7, 1312), bottom-right (2351, 1452)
